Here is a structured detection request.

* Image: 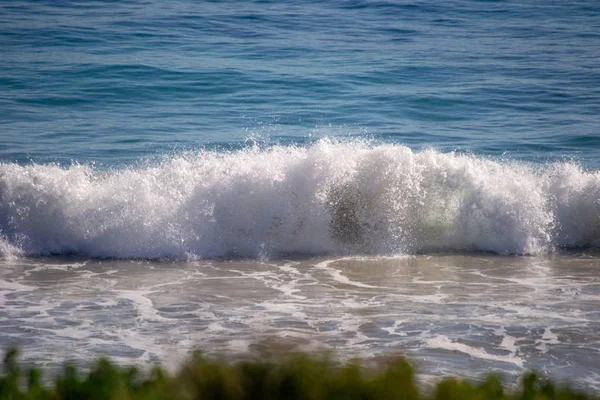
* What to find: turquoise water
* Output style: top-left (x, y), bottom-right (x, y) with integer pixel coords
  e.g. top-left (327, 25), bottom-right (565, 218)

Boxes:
top-left (0, 1), bottom-right (599, 258)
top-left (2, 1), bottom-right (599, 166)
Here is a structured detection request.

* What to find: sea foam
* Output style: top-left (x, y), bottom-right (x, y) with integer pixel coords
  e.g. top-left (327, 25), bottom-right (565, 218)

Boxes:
top-left (0, 140), bottom-right (598, 259)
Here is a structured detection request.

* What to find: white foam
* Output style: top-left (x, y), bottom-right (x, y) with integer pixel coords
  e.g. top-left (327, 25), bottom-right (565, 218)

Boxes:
top-left (115, 289), bottom-right (170, 322)
top-left (423, 334), bottom-right (524, 368)
top-left (0, 235), bottom-right (22, 259)
top-left (0, 140), bottom-right (598, 259)
top-left (381, 320), bottom-right (408, 336)
top-left (0, 278), bottom-right (35, 292)
top-left (314, 260), bottom-right (381, 289)
top-left (495, 327), bottom-right (520, 357)
top-left (536, 327), bottom-right (560, 353)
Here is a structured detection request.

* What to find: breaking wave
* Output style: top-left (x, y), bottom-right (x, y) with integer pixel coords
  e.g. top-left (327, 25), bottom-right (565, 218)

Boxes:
top-left (0, 140), bottom-right (598, 259)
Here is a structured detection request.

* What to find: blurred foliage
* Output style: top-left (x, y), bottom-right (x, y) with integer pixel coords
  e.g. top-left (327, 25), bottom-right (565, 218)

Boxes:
top-left (0, 348), bottom-right (596, 400)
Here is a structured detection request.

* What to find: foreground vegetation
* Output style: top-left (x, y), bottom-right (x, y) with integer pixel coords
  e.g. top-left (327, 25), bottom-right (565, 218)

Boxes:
top-left (0, 348), bottom-right (596, 400)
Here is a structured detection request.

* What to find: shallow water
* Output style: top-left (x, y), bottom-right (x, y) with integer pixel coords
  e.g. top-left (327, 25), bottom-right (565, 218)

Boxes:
top-left (2, 254), bottom-right (599, 388)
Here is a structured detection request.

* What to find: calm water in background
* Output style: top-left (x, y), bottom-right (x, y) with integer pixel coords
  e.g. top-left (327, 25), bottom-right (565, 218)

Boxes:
top-left (1, 0), bottom-right (600, 167)
top-left (1, 0), bottom-right (600, 389)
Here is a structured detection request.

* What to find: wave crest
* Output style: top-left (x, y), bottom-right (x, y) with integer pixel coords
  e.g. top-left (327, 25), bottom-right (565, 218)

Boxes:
top-left (0, 140), bottom-right (598, 258)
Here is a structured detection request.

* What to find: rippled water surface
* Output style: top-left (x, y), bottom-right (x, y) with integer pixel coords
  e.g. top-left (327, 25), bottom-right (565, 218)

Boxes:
top-left (1, 0), bottom-right (599, 166)
top-left (1, 0), bottom-right (599, 389)
top-left (2, 254), bottom-right (600, 388)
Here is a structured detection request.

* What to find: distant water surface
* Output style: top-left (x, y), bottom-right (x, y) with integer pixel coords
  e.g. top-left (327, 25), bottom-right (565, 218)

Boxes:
top-left (1, 0), bottom-right (599, 167)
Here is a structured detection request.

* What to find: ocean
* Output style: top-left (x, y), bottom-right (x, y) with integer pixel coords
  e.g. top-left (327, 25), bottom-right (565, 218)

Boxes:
top-left (1, 0), bottom-right (599, 389)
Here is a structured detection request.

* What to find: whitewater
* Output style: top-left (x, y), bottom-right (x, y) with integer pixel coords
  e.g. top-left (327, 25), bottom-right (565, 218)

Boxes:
top-left (1, 140), bottom-right (598, 259)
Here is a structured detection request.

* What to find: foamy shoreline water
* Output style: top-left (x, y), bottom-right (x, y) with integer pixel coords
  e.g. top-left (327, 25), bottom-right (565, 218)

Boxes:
top-left (1, 254), bottom-right (599, 389)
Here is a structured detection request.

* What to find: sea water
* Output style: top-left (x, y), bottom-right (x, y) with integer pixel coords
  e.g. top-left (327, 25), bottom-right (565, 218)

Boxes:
top-left (1, 0), bottom-right (599, 389)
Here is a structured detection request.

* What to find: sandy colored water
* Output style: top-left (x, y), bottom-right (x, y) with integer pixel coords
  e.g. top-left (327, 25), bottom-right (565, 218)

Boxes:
top-left (1, 254), bottom-right (599, 388)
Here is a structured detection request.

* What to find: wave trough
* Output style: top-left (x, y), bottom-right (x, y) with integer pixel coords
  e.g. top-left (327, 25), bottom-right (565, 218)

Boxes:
top-left (1, 140), bottom-right (598, 259)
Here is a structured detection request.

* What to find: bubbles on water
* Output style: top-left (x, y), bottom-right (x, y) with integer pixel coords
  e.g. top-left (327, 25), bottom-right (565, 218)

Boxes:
top-left (0, 139), bottom-right (598, 259)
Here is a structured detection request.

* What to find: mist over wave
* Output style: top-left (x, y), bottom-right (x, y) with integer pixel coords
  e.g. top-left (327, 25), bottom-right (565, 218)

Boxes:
top-left (0, 140), bottom-right (598, 259)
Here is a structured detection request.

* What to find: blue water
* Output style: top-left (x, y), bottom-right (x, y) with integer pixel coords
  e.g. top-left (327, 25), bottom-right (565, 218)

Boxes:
top-left (2, 0), bottom-right (599, 166)
top-left (0, 0), bottom-right (599, 258)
